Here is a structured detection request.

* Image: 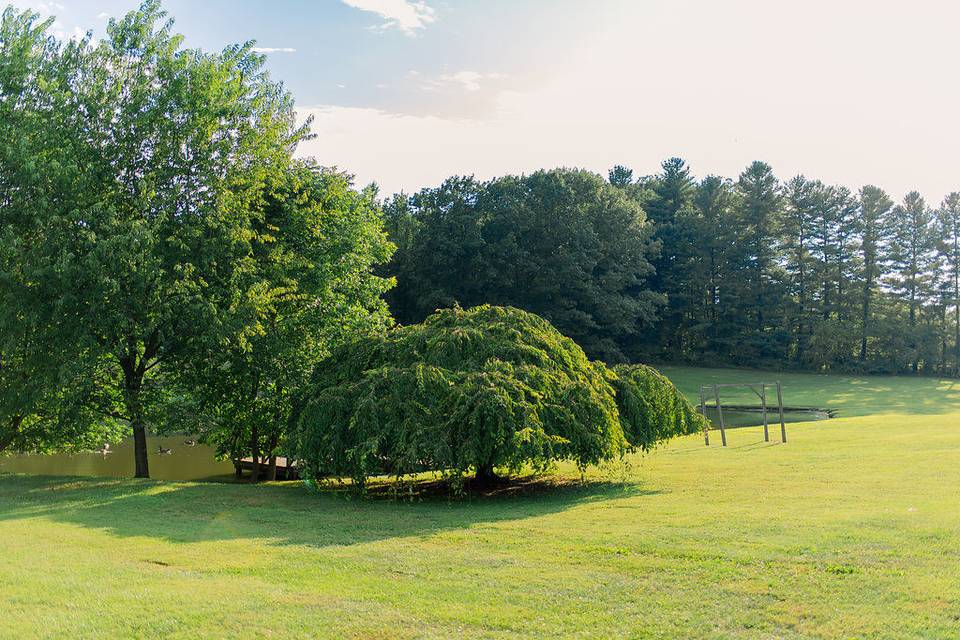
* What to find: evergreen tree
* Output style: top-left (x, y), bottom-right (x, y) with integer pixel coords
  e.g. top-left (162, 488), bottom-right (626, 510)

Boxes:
top-left (645, 158), bottom-right (697, 356)
top-left (858, 186), bottom-right (894, 363)
top-left (690, 175), bottom-right (737, 356)
top-left (781, 176), bottom-right (816, 360)
top-left (733, 161), bottom-right (785, 361)
top-left (937, 193), bottom-right (960, 374)
top-left (608, 165), bottom-right (634, 188)
top-left (887, 192), bottom-right (937, 372)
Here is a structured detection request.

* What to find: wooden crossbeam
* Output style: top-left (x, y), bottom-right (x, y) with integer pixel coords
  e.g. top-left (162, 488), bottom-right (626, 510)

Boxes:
top-left (699, 381), bottom-right (787, 446)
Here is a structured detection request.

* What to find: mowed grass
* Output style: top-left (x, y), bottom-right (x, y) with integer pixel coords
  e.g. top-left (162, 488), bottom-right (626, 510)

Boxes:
top-left (2, 367), bottom-right (960, 639)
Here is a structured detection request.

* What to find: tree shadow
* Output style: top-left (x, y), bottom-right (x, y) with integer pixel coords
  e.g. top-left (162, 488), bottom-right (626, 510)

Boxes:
top-left (0, 473), bottom-right (659, 549)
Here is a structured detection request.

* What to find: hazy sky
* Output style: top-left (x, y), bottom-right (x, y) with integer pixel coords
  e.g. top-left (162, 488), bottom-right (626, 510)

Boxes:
top-left (12, 0), bottom-right (960, 202)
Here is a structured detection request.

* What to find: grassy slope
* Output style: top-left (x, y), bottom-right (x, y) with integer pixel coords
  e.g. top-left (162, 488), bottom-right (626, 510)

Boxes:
top-left (1, 367), bottom-right (959, 639)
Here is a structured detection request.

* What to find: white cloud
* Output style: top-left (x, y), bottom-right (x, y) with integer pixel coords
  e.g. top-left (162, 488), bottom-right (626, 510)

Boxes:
top-left (97, 12), bottom-right (109, 20)
top-left (300, 1), bottom-right (960, 204)
top-left (9, 1), bottom-right (88, 41)
top-left (34, 1), bottom-right (64, 13)
top-left (251, 47), bottom-right (297, 54)
top-left (422, 70), bottom-right (504, 93)
top-left (340, 0), bottom-right (435, 35)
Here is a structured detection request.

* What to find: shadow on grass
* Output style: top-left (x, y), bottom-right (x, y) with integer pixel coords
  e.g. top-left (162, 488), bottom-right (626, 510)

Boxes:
top-left (0, 472), bottom-right (658, 548)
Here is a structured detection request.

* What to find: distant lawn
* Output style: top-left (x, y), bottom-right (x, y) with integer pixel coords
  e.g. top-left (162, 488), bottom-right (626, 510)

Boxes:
top-left (2, 366), bottom-right (959, 638)
top-left (659, 364), bottom-right (960, 418)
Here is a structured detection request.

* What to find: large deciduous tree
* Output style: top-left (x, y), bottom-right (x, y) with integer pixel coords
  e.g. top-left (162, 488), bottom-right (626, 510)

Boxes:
top-left (177, 164), bottom-right (395, 482)
top-left (0, 2), bottom-right (306, 476)
top-left (383, 169), bottom-right (663, 361)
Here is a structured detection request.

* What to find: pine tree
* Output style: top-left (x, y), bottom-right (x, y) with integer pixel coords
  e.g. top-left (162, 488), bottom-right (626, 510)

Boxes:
top-left (781, 176), bottom-right (816, 360)
top-left (645, 158), bottom-right (698, 357)
top-left (733, 161), bottom-right (785, 361)
top-left (887, 192), bottom-right (937, 372)
top-left (691, 176), bottom-right (737, 356)
top-left (938, 193), bottom-right (960, 374)
top-left (858, 186), bottom-right (894, 362)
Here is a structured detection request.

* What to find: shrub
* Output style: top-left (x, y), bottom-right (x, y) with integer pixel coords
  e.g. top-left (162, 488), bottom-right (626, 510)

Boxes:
top-left (289, 306), bottom-right (704, 489)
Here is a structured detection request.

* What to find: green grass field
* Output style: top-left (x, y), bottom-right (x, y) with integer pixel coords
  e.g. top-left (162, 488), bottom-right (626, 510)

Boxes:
top-left (2, 366), bottom-right (959, 639)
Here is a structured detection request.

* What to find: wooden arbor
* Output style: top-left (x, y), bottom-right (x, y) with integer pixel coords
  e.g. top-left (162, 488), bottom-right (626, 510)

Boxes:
top-left (698, 382), bottom-right (787, 447)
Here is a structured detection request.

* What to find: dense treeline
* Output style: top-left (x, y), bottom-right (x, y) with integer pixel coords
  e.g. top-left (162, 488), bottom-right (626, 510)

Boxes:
top-left (383, 171), bottom-right (662, 361)
top-left (384, 160), bottom-right (960, 376)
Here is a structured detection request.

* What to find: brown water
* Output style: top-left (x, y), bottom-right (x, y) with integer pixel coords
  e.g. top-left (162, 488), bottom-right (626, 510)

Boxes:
top-left (0, 435), bottom-right (236, 482)
top-left (0, 408), bottom-right (831, 481)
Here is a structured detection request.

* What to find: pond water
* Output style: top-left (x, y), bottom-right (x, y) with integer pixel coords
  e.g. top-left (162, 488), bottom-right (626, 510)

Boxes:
top-left (701, 406), bottom-right (831, 429)
top-left (0, 435), bottom-right (237, 482)
top-left (0, 407), bottom-right (832, 481)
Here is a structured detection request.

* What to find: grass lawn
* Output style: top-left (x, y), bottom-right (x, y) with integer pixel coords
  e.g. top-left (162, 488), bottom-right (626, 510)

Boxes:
top-left (1, 366), bottom-right (959, 639)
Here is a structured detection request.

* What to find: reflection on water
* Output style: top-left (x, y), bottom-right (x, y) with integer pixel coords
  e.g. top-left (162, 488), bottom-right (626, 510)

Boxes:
top-left (701, 407), bottom-right (830, 429)
top-left (0, 435), bottom-right (236, 482)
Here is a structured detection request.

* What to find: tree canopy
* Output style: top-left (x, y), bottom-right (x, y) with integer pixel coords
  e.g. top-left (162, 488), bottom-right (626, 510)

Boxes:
top-left (1, 1), bottom-right (305, 475)
top-left (383, 169), bottom-right (663, 362)
top-left (176, 162), bottom-right (395, 481)
top-left (383, 159), bottom-right (960, 376)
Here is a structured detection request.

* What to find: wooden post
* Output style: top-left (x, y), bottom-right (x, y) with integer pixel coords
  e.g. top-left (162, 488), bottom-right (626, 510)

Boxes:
top-left (777, 381), bottom-right (787, 443)
top-left (760, 384), bottom-right (769, 442)
top-left (712, 384), bottom-right (726, 446)
top-left (699, 387), bottom-right (710, 446)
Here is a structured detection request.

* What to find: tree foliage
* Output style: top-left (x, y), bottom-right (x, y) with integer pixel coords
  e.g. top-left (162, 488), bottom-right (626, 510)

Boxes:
top-left (385, 158), bottom-right (960, 376)
top-left (177, 163), bottom-right (395, 481)
top-left (610, 364), bottom-right (706, 452)
top-left (289, 305), bottom-right (703, 489)
top-left (383, 169), bottom-right (663, 362)
top-left (0, 2), bottom-right (306, 475)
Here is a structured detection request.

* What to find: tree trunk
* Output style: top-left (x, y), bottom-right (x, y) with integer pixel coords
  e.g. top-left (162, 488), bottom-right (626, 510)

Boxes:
top-left (267, 456), bottom-right (278, 482)
top-left (910, 288), bottom-right (919, 374)
top-left (955, 267), bottom-right (959, 377)
top-left (474, 463), bottom-right (498, 486)
top-left (132, 420), bottom-right (150, 478)
top-left (859, 284), bottom-right (871, 363)
top-left (123, 372), bottom-right (150, 479)
top-left (0, 415), bottom-right (23, 453)
top-left (120, 340), bottom-right (157, 479)
top-left (249, 423), bottom-right (260, 483)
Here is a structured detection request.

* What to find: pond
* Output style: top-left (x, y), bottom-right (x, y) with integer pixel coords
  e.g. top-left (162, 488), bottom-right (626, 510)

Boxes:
top-left (0, 406), bottom-right (833, 481)
top-left (0, 435), bottom-right (237, 482)
top-left (701, 405), bottom-right (832, 429)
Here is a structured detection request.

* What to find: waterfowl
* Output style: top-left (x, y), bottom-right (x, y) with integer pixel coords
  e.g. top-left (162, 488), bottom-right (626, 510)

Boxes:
top-left (183, 439), bottom-right (198, 447)
top-left (157, 446), bottom-right (172, 455)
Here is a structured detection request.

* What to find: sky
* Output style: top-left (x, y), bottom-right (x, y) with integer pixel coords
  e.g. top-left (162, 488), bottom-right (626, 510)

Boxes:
top-left (9, 0), bottom-right (960, 202)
